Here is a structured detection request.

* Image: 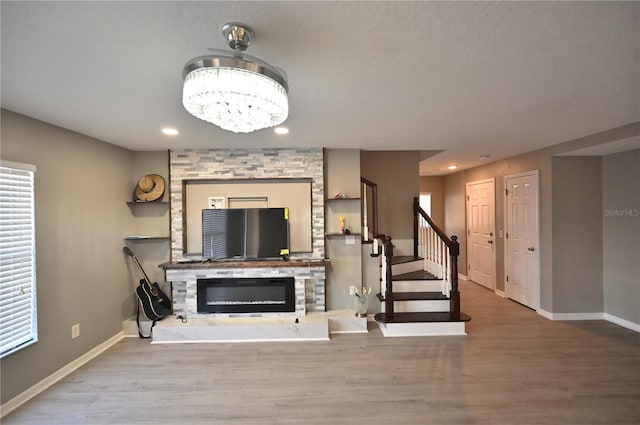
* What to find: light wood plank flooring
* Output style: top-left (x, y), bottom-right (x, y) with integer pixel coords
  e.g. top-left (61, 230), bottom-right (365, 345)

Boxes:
top-left (4, 281), bottom-right (639, 424)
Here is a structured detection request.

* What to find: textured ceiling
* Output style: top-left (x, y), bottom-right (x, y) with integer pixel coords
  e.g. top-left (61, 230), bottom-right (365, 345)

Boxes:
top-left (1, 1), bottom-right (639, 174)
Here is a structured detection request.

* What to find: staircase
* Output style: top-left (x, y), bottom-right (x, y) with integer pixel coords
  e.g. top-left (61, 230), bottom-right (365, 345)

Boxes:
top-left (374, 255), bottom-right (470, 336)
top-left (367, 196), bottom-right (471, 337)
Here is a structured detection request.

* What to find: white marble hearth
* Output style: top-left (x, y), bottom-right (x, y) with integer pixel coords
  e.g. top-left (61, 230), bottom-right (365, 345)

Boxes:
top-left (152, 316), bottom-right (329, 344)
top-left (124, 310), bottom-right (368, 344)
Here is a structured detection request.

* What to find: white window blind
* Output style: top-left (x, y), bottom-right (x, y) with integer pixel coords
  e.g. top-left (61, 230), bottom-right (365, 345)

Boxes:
top-left (0, 161), bottom-right (37, 358)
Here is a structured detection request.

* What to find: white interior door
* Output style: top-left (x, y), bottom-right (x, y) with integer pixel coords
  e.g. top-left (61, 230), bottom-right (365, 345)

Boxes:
top-left (466, 179), bottom-right (496, 289)
top-left (504, 171), bottom-right (540, 310)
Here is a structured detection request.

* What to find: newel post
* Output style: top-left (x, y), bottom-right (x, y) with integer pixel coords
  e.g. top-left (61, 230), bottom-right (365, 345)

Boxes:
top-left (413, 197), bottom-right (419, 258)
top-left (449, 235), bottom-right (460, 320)
top-left (383, 236), bottom-right (395, 318)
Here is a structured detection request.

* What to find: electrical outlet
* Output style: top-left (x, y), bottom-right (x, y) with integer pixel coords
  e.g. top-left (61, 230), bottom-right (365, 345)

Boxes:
top-left (349, 285), bottom-right (356, 295)
top-left (71, 323), bottom-right (80, 339)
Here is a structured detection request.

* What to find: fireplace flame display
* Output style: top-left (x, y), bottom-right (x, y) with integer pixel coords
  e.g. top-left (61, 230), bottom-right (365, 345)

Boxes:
top-left (197, 277), bottom-right (295, 314)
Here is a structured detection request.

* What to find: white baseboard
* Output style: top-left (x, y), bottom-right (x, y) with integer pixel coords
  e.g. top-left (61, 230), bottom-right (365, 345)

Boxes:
top-left (458, 273), bottom-right (469, 281)
top-left (537, 309), bottom-right (553, 320)
top-left (538, 311), bottom-right (605, 321)
top-left (538, 310), bottom-right (640, 333)
top-left (494, 289), bottom-right (506, 298)
top-left (604, 313), bottom-right (640, 333)
top-left (0, 332), bottom-right (124, 419)
top-left (123, 316), bottom-right (141, 337)
top-left (553, 312), bottom-right (605, 321)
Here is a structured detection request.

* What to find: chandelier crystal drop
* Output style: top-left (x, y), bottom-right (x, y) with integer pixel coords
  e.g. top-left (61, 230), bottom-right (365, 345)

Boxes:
top-left (182, 22), bottom-right (289, 134)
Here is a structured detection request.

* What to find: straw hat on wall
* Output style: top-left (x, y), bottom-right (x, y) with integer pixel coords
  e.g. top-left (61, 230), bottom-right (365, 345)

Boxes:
top-left (135, 174), bottom-right (165, 202)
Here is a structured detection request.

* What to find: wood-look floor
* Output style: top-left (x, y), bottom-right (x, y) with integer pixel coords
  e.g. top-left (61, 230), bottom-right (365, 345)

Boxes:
top-left (4, 281), bottom-right (640, 425)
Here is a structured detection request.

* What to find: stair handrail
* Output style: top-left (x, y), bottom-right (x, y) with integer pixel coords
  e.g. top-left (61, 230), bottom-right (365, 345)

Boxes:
top-left (413, 199), bottom-right (451, 254)
top-left (360, 177), bottom-right (378, 240)
top-left (413, 197), bottom-right (461, 319)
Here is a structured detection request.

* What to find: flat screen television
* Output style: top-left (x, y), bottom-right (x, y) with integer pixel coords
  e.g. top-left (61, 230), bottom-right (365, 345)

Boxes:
top-left (202, 207), bottom-right (290, 260)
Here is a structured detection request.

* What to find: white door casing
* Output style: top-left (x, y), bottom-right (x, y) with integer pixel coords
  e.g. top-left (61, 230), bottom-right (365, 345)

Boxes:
top-left (504, 171), bottom-right (540, 310)
top-left (466, 178), bottom-right (496, 290)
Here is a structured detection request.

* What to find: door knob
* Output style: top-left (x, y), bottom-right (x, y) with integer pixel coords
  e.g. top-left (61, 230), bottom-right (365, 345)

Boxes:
top-left (528, 247), bottom-right (535, 252)
top-left (487, 240), bottom-right (493, 244)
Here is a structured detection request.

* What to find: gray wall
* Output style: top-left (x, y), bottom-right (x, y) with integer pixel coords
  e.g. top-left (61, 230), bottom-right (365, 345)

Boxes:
top-left (129, 151), bottom-right (170, 289)
top-left (443, 172), bottom-right (468, 276)
top-left (360, 151), bottom-right (421, 240)
top-left (603, 149), bottom-right (640, 324)
top-left (1, 109), bottom-right (136, 404)
top-left (551, 156), bottom-right (603, 313)
top-left (325, 149), bottom-right (363, 310)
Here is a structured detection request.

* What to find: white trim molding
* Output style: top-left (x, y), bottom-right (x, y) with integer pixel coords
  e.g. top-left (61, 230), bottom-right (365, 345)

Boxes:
top-left (537, 310), bottom-right (604, 321)
top-left (0, 332), bottom-right (124, 419)
top-left (604, 313), bottom-right (640, 333)
top-left (537, 309), bottom-right (554, 320)
top-left (547, 312), bottom-right (605, 321)
top-left (537, 310), bottom-right (640, 333)
top-left (458, 273), bottom-right (469, 281)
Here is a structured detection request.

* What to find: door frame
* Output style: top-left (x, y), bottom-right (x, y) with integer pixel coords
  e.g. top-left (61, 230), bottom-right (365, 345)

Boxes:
top-left (503, 170), bottom-right (540, 310)
top-left (465, 178), bottom-right (496, 290)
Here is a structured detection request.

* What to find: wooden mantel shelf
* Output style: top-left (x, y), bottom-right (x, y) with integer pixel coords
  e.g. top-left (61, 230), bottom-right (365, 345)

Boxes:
top-left (160, 258), bottom-right (329, 270)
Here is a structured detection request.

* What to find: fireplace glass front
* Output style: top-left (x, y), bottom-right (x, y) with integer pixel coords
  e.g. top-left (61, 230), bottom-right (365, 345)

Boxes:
top-left (197, 277), bottom-right (296, 314)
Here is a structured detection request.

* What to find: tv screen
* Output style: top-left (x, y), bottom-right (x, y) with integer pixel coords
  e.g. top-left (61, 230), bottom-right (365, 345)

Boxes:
top-left (202, 208), bottom-right (290, 260)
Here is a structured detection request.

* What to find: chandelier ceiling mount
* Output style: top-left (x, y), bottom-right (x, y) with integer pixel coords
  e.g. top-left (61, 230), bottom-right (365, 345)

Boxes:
top-left (221, 22), bottom-right (254, 52)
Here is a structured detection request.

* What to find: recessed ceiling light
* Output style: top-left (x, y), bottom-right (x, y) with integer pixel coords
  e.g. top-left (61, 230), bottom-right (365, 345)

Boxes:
top-left (162, 127), bottom-right (179, 136)
top-left (447, 165), bottom-right (458, 170)
top-left (274, 126), bottom-right (289, 135)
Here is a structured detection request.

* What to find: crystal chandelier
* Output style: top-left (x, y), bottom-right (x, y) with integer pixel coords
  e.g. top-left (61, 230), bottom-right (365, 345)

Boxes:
top-left (182, 22), bottom-right (289, 133)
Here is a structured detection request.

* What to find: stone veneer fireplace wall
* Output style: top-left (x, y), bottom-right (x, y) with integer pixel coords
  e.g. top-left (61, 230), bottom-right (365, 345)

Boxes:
top-left (168, 149), bottom-right (326, 316)
top-left (166, 265), bottom-right (325, 317)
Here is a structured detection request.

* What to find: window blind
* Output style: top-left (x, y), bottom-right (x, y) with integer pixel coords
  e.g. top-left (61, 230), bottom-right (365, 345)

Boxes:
top-left (0, 161), bottom-right (37, 358)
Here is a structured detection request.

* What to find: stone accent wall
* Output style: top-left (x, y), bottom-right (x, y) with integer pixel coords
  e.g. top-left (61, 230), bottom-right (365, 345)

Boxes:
top-left (167, 266), bottom-right (325, 318)
top-left (168, 148), bottom-right (326, 313)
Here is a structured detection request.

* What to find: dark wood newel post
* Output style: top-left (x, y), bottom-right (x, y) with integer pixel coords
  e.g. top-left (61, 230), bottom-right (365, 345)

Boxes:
top-left (449, 235), bottom-right (460, 320)
top-left (413, 197), bottom-right (419, 258)
top-left (383, 236), bottom-right (395, 318)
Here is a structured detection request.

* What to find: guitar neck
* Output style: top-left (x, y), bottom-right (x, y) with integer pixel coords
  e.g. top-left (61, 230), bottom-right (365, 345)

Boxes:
top-left (124, 247), bottom-right (152, 285)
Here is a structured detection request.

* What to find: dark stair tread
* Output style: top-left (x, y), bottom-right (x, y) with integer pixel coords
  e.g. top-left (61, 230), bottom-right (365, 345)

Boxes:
top-left (392, 270), bottom-right (440, 281)
top-left (374, 311), bottom-right (471, 324)
top-left (391, 255), bottom-right (423, 265)
top-left (377, 291), bottom-right (449, 302)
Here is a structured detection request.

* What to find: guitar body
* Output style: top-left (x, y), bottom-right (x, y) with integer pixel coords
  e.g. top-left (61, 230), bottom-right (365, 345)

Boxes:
top-left (124, 246), bottom-right (172, 328)
top-left (136, 278), bottom-right (171, 321)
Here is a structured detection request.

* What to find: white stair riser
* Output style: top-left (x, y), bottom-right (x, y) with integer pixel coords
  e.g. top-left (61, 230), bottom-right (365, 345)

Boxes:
top-left (391, 261), bottom-right (423, 275)
top-left (392, 280), bottom-right (445, 293)
top-left (378, 321), bottom-right (466, 337)
top-left (380, 300), bottom-right (450, 313)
